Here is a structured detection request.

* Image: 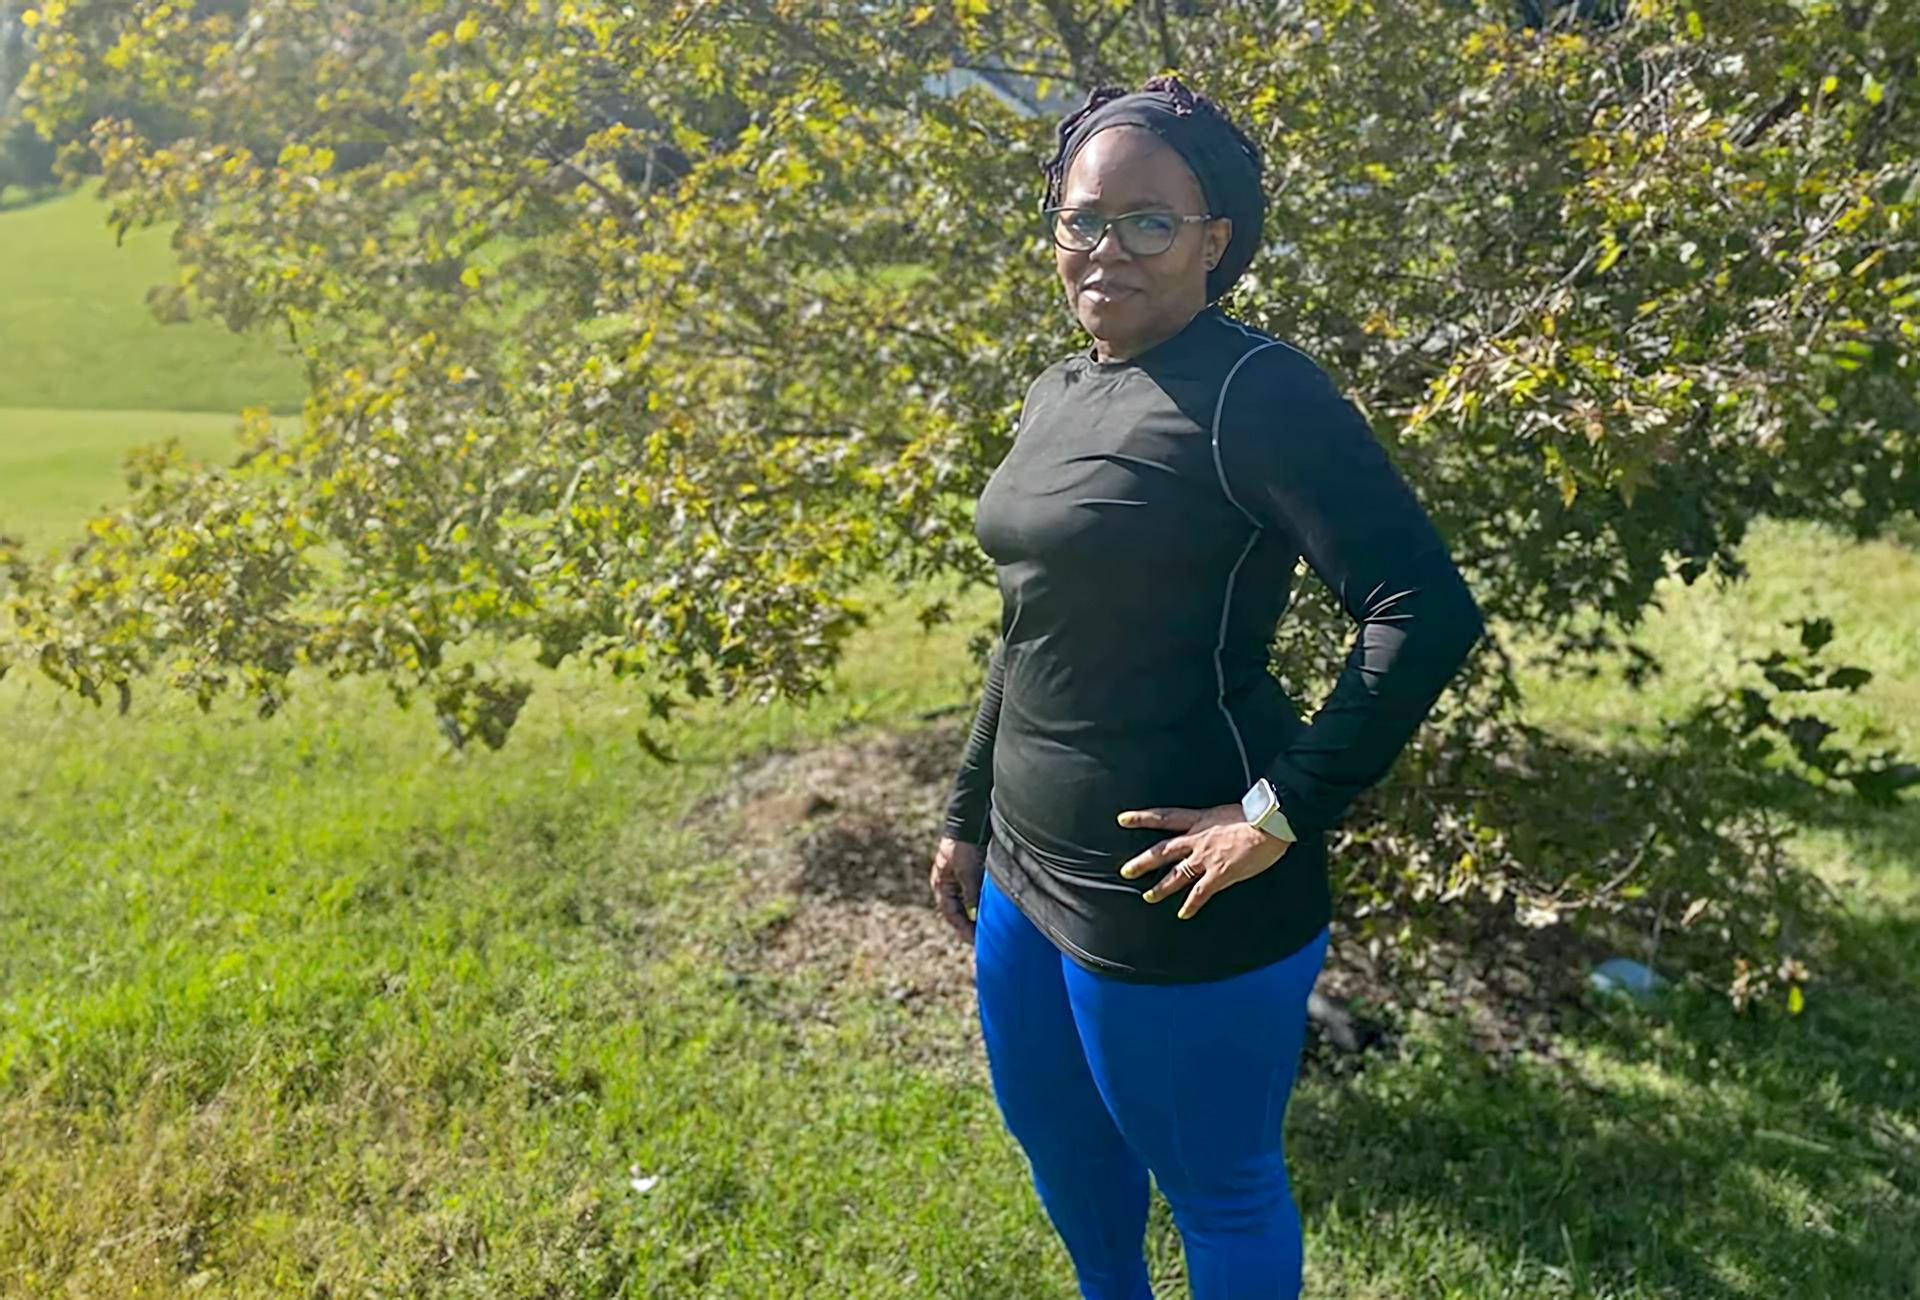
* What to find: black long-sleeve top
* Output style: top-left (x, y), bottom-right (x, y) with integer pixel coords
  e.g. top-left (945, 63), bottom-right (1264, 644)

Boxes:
top-left (943, 307), bottom-right (1483, 983)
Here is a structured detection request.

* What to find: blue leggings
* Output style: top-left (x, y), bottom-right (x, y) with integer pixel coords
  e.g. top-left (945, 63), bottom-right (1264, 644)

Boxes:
top-left (974, 873), bottom-right (1328, 1300)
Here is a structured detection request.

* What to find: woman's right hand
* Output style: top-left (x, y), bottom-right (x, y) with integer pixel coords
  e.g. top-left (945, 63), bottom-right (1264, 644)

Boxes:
top-left (929, 836), bottom-right (986, 943)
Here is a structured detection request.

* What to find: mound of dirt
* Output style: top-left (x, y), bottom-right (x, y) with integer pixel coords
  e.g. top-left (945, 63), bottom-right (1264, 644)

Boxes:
top-left (688, 722), bottom-right (1607, 1068)
top-left (688, 723), bottom-right (981, 1019)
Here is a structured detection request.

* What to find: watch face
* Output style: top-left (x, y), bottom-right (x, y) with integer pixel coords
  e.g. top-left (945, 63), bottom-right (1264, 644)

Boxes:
top-left (1243, 781), bottom-right (1276, 822)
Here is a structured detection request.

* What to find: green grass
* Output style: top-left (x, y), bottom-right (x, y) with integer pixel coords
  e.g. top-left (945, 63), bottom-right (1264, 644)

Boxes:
top-left (0, 406), bottom-right (264, 549)
top-left (2, 188), bottom-right (1917, 1296)
top-left (2, 525), bottom-right (1915, 1297)
top-left (0, 188), bottom-right (304, 415)
top-left (1513, 520), bottom-right (1920, 757)
top-left (0, 185), bottom-right (306, 550)
top-left (0, 633), bottom-right (1052, 1297)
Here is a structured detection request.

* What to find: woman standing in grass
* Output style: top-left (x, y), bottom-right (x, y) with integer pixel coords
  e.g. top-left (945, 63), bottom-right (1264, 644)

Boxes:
top-left (928, 75), bottom-right (1483, 1299)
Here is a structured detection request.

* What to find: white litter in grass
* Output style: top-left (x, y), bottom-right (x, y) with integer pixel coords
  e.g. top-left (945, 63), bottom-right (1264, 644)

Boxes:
top-left (628, 1163), bottom-right (661, 1194)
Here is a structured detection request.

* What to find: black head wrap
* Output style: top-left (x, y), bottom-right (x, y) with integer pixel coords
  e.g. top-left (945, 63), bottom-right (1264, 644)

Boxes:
top-left (1042, 76), bottom-right (1266, 304)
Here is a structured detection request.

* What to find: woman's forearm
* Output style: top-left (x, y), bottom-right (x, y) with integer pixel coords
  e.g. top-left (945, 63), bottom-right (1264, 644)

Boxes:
top-left (1262, 557), bottom-right (1483, 834)
top-left (943, 642), bottom-right (1006, 845)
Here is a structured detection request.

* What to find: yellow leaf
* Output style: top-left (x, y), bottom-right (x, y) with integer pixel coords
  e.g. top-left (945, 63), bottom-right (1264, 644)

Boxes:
top-left (454, 16), bottom-right (479, 42)
top-left (460, 266), bottom-right (481, 289)
top-left (1787, 984), bottom-right (1804, 1015)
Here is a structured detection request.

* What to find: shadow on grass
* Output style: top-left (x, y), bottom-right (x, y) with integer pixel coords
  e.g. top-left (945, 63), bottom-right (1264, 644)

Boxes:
top-left (1294, 971), bottom-right (1919, 1297)
top-left (1293, 780), bottom-right (1920, 1299)
top-left (0, 185), bottom-right (59, 214)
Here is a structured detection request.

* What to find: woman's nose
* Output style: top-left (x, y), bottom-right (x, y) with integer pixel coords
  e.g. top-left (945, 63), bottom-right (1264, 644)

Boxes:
top-left (1088, 226), bottom-right (1131, 262)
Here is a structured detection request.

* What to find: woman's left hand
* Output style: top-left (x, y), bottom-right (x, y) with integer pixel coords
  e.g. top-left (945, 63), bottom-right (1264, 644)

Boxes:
top-left (1116, 804), bottom-right (1292, 920)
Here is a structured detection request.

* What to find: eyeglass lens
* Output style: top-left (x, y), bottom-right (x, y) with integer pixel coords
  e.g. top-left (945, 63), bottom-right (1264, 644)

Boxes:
top-left (1051, 209), bottom-right (1181, 256)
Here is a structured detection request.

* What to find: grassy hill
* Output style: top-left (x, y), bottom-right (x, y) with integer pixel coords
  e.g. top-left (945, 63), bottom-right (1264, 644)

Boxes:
top-left (0, 187), bottom-right (304, 415)
top-left (0, 187), bottom-right (304, 549)
top-left (0, 406), bottom-right (251, 547)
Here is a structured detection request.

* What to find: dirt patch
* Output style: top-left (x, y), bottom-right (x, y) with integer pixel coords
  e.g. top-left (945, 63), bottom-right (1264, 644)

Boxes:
top-left (1309, 906), bottom-right (1609, 1070)
top-left (688, 723), bottom-right (980, 1020)
top-left (688, 721), bottom-right (1611, 1068)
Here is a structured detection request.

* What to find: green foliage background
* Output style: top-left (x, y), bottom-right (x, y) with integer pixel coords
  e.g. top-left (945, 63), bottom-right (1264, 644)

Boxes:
top-left (4, 0), bottom-right (1918, 998)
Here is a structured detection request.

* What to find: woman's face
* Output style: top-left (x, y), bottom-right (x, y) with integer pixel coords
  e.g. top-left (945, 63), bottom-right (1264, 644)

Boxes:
top-left (1055, 127), bottom-right (1232, 361)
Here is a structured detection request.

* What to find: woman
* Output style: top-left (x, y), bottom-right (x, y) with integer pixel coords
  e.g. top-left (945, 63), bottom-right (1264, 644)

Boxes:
top-left (927, 76), bottom-right (1484, 1299)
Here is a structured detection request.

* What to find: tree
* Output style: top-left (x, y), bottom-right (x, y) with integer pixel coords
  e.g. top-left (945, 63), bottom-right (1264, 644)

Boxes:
top-left (5, 0), bottom-right (1917, 998)
top-left (0, 0), bottom-right (56, 196)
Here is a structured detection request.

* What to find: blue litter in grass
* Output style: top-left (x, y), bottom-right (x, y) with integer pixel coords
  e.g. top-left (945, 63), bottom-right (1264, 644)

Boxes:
top-left (1588, 957), bottom-right (1668, 1001)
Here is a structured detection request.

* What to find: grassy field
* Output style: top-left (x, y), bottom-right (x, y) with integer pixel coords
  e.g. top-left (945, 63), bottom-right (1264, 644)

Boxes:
top-left (0, 187), bottom-right (304, 416)
top-left (2, 186), bottom-right (1917, 1298)
top-left (0, 406), bottom-right (260, 549)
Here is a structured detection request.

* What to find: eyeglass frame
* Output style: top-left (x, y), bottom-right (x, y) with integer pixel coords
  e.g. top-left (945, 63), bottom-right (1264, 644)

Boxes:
top-left (1042, 206), bottom-right (1218, 257)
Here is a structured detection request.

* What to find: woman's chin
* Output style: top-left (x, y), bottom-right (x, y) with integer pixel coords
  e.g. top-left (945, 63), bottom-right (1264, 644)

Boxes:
top-left (1077, 301), bottom-right (1143, 348)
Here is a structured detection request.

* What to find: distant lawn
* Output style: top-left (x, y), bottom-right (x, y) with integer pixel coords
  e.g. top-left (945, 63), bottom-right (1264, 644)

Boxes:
top-left (0, 187), bottom-right (304, 414)
top-left (1513, 521), bottom-right (1920, 757)
top-left (0, 406), bottom-right (282, 550)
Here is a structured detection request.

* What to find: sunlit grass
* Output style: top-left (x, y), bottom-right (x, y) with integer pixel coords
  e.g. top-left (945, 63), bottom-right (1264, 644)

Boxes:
top-left (1514, 518), bottom-right (1920, 760)
top-left (0, 406), bottom-right (290, 550)
top-left (0, 188), bottom-right (304, 415)
top-left (3, 523), bottom-right (1916, 1295)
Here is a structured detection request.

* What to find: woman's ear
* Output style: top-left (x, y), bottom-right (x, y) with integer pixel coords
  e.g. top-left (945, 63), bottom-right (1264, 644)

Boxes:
top-left (1205, 216), bottom-right (1233, 272)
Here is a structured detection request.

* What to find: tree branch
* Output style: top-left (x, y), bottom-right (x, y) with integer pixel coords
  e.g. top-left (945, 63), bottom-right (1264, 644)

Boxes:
top-left (1733, 84), bottom-right (1805, 148)
top-left (1037, 0), bottom-right (1116, 88)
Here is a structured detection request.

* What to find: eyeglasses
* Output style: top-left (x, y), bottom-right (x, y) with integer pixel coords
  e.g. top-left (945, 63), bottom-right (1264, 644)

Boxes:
top-left (1043, 207), bottom-right (1214, 256)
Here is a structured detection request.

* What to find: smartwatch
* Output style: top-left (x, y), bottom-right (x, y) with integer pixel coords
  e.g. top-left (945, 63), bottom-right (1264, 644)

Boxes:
top-left (1240, 777), bottom-right (1297, 843)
